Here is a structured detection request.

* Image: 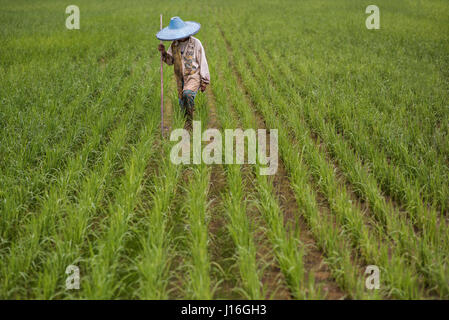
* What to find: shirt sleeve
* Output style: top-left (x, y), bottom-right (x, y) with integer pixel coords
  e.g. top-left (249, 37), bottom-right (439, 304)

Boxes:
top-left (197, 41), bottom-right (210, 84)
top-left (162, 43), bottom-right (174, 65)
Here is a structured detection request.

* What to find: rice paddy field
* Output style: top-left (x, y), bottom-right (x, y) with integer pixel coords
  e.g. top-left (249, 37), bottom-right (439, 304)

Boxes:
top-left (1, 0), bottom-right (448, 299)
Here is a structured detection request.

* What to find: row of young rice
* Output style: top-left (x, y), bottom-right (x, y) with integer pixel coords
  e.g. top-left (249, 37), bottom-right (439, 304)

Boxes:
top-left (0, 0), bottom-right (188, 299)
top-left (1, 0), bottom-right (448, 299)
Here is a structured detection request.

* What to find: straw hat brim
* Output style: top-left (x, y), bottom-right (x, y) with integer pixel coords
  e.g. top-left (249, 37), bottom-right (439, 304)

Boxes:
top-left (156, 21), bottom-right (201, 41)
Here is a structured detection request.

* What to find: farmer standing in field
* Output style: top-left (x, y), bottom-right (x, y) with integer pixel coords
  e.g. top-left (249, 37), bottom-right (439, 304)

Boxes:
top-left (157, 16), bottom-right (210, 129)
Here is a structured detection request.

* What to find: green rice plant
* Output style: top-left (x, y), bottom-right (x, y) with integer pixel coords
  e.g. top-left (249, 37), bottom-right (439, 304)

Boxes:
top-left (179, 91), bottom-right (214, 300)
top-left (182, 163), bottom-right (213, 299)
top-left (81, 97), bottom-right (160, 299)
top-left (208, 39), bottom-right (262, 299)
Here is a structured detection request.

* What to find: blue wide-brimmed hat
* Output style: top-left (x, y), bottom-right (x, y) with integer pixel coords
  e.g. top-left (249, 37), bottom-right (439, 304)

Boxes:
top-left (156, 16), bottom-right (201, 41)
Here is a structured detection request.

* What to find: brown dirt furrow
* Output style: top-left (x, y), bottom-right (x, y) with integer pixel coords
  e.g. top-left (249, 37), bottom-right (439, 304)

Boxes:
top-left (163, 77), bottom-right (192, 299)
top-left (207, 87), bottom-right (290, 299)
top-left (243, 164), bottom-right (292, 300)
top-left (204, 89), bottom-right (238, 298)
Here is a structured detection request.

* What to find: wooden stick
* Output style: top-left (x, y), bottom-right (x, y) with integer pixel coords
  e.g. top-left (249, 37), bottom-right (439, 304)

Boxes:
top-left (160, 14), bottom-right (164, 137)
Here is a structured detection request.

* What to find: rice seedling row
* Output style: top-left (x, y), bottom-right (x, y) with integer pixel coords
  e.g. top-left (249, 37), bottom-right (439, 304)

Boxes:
top-left (207, 39), bottom-right (263, 299)
top-left (1, 0), bottom-right (448, 300)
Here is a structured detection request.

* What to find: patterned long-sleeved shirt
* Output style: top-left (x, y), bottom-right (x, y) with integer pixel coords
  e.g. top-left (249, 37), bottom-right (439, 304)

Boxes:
top-left (162, 36), bottom-right (210, 92)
